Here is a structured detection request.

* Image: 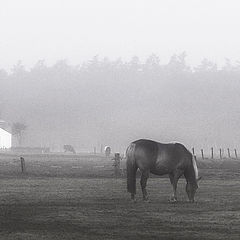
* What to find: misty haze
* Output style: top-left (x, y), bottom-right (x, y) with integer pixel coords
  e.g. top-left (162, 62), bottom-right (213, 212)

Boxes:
top-left (1, 1), bottom-right (240, 240)
top-left (1, 55), bottom-right (240, 153)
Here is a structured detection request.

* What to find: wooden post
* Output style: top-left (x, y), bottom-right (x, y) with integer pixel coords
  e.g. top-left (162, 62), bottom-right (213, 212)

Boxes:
top-left (192, 147), bottom-right (195, 156)
top-left (211, 147), bottom-right (213, 159)
top-left (113, 153), bottom-right (121, 177)
top-left (227, 148), bottom-right (230, 158)
top-left (234, 149), bottom-right (238, 159)
top-left (201, 149), bottom-right (204, 159)
top-left (20, 157), bottom-right (26, 173)
top-left (219, 149), bottom-right (222, 159)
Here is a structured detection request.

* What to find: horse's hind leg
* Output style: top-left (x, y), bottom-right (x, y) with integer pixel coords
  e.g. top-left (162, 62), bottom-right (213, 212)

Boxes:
top-left (140, 170), bottom-right (150, 201)
top-left (169, 170), bottom-right (183, 202)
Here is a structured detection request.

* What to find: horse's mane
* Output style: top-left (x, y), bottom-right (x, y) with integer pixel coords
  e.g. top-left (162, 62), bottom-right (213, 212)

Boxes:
top-left (192, 155), bottom-right (199, 180)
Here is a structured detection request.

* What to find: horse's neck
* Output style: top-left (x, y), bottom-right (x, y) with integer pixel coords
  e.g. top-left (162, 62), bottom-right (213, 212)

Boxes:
top-left (185, 167), bottom-right (197, 185)
top-left (189, 176), bottom-right (197, 186)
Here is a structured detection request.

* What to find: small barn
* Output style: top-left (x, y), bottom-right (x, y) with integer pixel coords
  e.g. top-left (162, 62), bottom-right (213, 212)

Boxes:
top-left (0, 127), bottom-right (12, 149)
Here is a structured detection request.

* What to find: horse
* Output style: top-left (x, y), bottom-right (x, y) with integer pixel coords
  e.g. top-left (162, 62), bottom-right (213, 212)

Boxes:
top-left (63, 144), bottom-right (76, 154)
top-left (126, 139), bottom-right (201, 203)
top-left (104, 146), bottom-right (111, 157)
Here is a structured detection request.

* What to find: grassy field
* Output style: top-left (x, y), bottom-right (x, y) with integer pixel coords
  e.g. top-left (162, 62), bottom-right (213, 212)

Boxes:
top-left (0, 153), bottom-right (240, 239)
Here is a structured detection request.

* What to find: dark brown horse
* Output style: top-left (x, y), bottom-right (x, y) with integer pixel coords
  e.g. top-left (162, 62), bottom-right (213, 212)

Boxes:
top-left (126, 139), bottom-right (201, 202)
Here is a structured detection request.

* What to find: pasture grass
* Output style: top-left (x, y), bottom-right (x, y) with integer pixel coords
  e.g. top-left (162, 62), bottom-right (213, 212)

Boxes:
top-left (0, 177), bottom-right (240, 239)
top-left (0, 153), bottom-right (240, 239)
top-left (0, 153), bottom-right (240, 179)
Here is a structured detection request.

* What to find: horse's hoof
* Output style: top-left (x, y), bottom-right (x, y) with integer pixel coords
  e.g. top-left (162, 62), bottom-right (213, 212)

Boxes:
top-left (143, 199), bottom-right (150, 203)
top-left (169, 198), bottom-right (177, 203)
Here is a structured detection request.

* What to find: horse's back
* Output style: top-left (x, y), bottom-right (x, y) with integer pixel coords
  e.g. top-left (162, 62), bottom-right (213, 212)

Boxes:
top-left (131, 139), bottom-right (159, 169)
top-left (129, 139), bottom-right (192, 174)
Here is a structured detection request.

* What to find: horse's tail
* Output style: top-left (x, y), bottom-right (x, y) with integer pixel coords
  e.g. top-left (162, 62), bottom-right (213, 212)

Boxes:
top-left (126, 143), bottom-right (137, 194)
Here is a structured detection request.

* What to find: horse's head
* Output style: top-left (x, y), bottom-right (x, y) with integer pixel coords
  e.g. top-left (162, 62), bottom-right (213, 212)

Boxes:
top-left (186, 182), bottom-right (197, 202)
top-left (185, 155), bottom-right (202, 202)
top-left (186, 177), bottom-right (201, 202)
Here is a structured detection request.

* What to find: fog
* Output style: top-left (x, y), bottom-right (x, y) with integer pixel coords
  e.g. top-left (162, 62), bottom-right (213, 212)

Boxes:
top-left (1, 1), bottom-right (240, 153)
top-left (1, 0), bottom-right (240, 70)
top-left (1, 56), bottom-right (240, 153)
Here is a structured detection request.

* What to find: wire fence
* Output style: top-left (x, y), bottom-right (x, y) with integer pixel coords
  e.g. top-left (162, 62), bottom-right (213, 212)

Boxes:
top-left (191, 147), bottom-right (239, 160)
top-left (0, 148), bottom-right (240, 179)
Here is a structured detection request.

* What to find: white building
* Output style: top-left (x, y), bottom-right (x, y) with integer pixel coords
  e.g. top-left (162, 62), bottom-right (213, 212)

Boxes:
top-left (0, 127), bottom-right (12, 149)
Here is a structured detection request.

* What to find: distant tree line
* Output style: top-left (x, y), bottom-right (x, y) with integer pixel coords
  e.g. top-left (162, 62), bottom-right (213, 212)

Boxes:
top-left (0, 53), bottom-right (240, 150)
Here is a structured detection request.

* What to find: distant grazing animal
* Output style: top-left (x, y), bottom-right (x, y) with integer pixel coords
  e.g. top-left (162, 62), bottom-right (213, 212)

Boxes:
top-left (104, 146), bottom-right (111, 156)
top-left (63, 145), bottom-right (76, 154)
top-left (126, 139), bottom-right (201, 203)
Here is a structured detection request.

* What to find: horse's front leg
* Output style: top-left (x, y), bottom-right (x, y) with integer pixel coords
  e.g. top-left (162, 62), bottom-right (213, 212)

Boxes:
top-left (169, 170), bottom-right (183, 202)
top-left (140, 169), bottom-right (150, 202)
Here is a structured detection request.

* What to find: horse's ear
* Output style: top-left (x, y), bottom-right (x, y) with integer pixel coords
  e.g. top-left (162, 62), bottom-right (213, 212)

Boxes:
top-left (197, 176), bottom-right (202, 182)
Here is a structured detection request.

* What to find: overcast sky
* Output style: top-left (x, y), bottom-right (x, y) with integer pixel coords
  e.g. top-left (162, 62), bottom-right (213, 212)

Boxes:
top-left (0, 0), bottom-right (240, 70)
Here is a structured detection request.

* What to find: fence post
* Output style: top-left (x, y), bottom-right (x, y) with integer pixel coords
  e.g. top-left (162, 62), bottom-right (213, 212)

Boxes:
top-left (201, 149), bottom-right (204, 159)
top-left (227, 148), bottom-right (231, 158)
top-left (112, 153), bottom-right (121, 177)
top-left (192, 147), bottom-right (195, 156)
top-left (20, 157), bottom-right (26, 173)
top-left (220, 149), bottom-right (222, 159)
top-left (211, 147), bottom-right (213, 159)
top-left (234, 149), bottom-right (238, 159)
top-left (94, 147), bottom-right (96, 155)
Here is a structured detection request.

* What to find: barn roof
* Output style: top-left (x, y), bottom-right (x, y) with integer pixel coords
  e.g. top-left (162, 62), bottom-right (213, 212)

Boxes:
top-left (0, 127), bottom-right (11, 135)
top-left (0, 120), bottom-right (12, 134)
